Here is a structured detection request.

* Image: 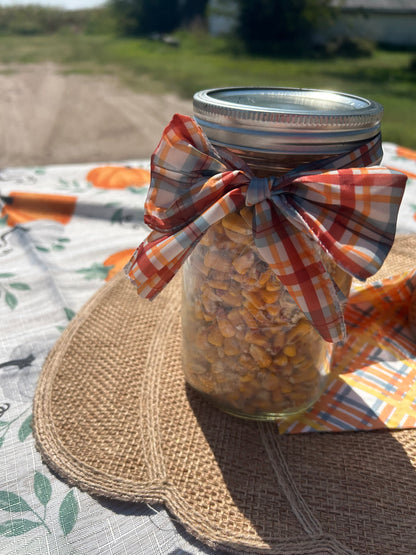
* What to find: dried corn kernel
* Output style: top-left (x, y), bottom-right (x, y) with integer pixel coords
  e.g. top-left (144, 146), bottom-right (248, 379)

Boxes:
top-left (223, 337), bottom-right (240, 356)
top-left (218, 318), bottom-right (236, 338)
top-left (207, 279), bottom-right (229, 290)
top-left (199, 227), bottom-right (216, 247)
top-left (266, 304), bottom-right (280, 317)
top-left (192, 254), bottom-right (210, 276)
top-left (283, 345), bottom-right (296, 357)
top-left (223, 226), bottom-right (252, 245)
top-left (232, 251), bottom-right (255, 275)
top-left (272, 332), bottom-right (285, 350)
top-left (239, 307), bottom-right (257, 328)
top-left (239, 353), bottom-right (257, 371)
top-left (280, 381), bottom-right (292, 394)
top-left (222, 212), bottom-right (251, 235)
top-left (257, 269), bottom-right (271, 287)
top-left (274, 354), bottom-right (289, 367)
top-left (260, 288), bottom-right (278, 305)
top-left (227, 308), bottom-right (243, 327)
top-left (249, 344), bottom-right (272, 368)
top-left (242, 290), bottom-right (264, 309)
top-left (244, 330), bottom-right (268, 346)
top-left (286, 319), bottom-right (312, 342)
top-left (265, 274), bottom-right (281, 291)
top-left (204, 251), bottom-right (232, 272)
top-left (208, 327), bottom-right (224, 347)
top-left (222, 291), bottom-right (243, 307)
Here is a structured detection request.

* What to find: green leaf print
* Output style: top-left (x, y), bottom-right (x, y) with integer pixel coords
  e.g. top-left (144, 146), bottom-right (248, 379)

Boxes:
top-left (18, 414), bottom-right (32, 442)
top-left (0, 275), bottom-right (30, 309)
top-left (0, 518), bottom-right (41, 537)
top-left (76, 263), bottom-right (110, 280)
top-left (64, 308), bottom-right (76, 321)
top-left (111, 208), bottom-right (124, 224)
top-left (128, 186), bottom-right (147, 194)
top-left (0, 491), bottom-right (31, 513)
top-left (0, 472), bottom-right (81, 537)
top-left (34, 473), bottom-right (51, 507)
top-left (5, 292), bottom-right (17, 309)
top-left (0, 215), bottom-right (8, 226)
top-left (59, 490), bottom-right (78, 536)
top-left (9, 283), bottom-right (31, 291)
top-left (0, 437), bottom-right (4, 448)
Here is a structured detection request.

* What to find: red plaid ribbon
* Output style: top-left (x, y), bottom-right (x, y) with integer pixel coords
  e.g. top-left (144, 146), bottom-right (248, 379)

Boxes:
top-left (125, 114), bottom-right (407, 342)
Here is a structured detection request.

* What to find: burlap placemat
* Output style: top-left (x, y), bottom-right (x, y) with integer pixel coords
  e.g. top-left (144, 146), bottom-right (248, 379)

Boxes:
top-left (33, 235), bottom-right (416, 555)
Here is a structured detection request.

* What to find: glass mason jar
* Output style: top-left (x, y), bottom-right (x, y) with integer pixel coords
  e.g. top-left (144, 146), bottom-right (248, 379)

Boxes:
top-left (182, 87), bottom-right (383, 420)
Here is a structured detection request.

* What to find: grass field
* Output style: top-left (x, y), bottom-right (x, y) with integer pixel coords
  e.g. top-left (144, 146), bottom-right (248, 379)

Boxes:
top-left (0, 28), bottom-right (415, 148)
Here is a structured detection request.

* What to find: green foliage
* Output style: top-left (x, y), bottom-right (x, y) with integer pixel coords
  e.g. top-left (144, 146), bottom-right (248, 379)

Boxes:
top-left (110, 0), bottom-right (181, 36)
top-left (0, 5), bottom-right (115, 36)
top-left (235, 0), bottom-right (334, 56)
top-left (110, 0), bottom-right (209, 36)
top-left (324, 36), bottom-right (375, 58)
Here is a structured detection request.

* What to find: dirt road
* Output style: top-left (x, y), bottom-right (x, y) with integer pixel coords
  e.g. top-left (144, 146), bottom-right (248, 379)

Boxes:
top-left (0, 63), bottom-right (193, 167)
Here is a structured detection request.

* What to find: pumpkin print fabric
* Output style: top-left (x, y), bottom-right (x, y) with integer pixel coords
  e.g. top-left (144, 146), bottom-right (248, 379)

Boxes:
top-left (1, 192), bottom-right (77, 227)
top-left (87, 166), bottom-right (150, 189)
top-left (0, 146), bottom-right (415, 554)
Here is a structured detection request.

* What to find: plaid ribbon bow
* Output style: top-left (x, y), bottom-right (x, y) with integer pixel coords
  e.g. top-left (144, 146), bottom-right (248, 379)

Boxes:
top-left (125, 113), bottom-right (407, 342)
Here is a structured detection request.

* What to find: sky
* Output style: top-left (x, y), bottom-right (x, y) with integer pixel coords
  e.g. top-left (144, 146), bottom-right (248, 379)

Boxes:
top-left (0, 0), bottom-right (105, 8)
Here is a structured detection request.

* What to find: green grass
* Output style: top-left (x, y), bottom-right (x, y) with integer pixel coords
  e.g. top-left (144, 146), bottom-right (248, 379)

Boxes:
top-left (0, 30), bottom-right (415, 148)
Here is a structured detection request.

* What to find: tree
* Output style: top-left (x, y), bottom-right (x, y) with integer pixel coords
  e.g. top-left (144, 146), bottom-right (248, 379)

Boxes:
top-left (110, 0), bottom-right (180, 36)
top-left (179, 0), bottom-right (209, 27)
top-left (110, 0), bottom-right (209, 36)
top-left (235, 0), bottom-right (334, 55)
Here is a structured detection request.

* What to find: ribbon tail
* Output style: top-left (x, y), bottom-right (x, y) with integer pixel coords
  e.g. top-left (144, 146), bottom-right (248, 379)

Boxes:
top-left (125, 230), bottom-right (193, 299)
top-left (252, 199), bottom-right (347, 342)
top-left (126, 189), bottom-right (246, 298)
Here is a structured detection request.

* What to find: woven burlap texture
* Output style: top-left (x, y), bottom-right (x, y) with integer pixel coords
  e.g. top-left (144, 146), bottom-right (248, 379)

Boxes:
top-left (33, 235), bottom-right (416, 555)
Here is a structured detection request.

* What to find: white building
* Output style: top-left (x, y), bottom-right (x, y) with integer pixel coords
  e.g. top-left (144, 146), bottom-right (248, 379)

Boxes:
top-left (328, 0), bottom-right (416, 48)
top-left (207, 0), bottom-right (416, 48)
top-left (207, 0), bottom-right (238, 36)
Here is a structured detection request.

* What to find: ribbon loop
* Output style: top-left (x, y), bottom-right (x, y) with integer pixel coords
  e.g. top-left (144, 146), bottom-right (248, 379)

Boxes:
top-left (126, 113), bottom-right (407, 343)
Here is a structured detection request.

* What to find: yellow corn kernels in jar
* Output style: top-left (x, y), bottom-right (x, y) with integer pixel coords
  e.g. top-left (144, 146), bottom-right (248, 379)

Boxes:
top-left (182, 212), bottom-right (335, 419)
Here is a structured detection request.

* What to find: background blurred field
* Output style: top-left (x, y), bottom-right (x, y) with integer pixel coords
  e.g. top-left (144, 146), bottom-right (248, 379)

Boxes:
top-left (0, 3), bottom-right (415, 164)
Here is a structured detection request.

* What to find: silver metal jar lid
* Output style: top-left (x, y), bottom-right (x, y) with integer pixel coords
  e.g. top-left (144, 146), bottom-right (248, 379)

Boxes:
top-left (193, 87), bottom-right (383, 155)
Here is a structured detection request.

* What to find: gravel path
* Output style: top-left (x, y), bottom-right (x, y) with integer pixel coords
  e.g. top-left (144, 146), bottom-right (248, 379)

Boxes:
top-left (0, 63), bottom-right (193, 167)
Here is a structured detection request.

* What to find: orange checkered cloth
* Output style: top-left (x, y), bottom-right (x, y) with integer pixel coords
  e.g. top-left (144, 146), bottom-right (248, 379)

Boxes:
top-left (126, 114), bottom-right (407, 343)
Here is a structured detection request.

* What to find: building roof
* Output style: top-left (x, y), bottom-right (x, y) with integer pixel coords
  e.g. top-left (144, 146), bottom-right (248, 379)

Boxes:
top-left (332, 0), bottom-right (416, 13)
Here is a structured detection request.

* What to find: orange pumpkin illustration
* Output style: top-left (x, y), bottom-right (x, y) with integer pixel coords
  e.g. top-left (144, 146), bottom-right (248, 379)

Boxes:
top-left (103, 248), bottom-right (136, 281)
top-left (396, 146), bottom-right (416, 161)
top-left (87, 166), bottom-right (150, 189)
top-left (1, 192), bottom-right (77, 227)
